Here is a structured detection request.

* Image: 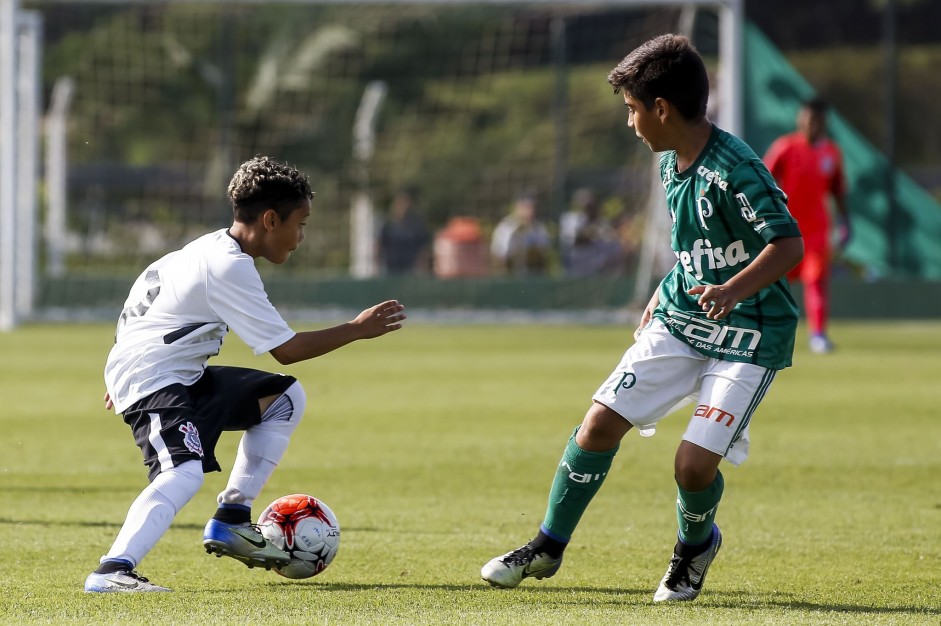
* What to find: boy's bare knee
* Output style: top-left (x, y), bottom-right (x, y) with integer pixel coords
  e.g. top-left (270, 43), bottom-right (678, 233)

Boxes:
top-left (674, 465), bottom-right (713, 492)
top-left (674, 441), bottom-right (721, 491)
top-left (257, 394), bottom-right (279, 416)
top-left (576, 403), bottom-right (631, 451)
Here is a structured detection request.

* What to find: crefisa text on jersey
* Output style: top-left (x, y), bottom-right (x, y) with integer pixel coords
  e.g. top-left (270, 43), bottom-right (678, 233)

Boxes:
top-left (676, 238), bottom-right (751, 280)
top-left (697, 165), bottom-right (729, 191)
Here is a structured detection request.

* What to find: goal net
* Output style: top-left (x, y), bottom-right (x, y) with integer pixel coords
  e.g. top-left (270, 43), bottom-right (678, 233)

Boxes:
top-left (9, 0), bottom-right (730, 321)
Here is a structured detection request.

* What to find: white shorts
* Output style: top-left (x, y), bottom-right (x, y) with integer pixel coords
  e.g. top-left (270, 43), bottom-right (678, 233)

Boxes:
top-left (592, 320), bottom-right (777, 466)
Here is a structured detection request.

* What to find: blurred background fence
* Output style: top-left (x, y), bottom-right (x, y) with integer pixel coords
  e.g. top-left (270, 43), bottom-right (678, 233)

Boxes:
top-left (1, 0), bottom-right (940, 328)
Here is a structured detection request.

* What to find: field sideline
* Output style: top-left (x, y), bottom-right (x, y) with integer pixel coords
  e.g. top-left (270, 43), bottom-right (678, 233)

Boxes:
top-left (1, 320), bottom-right (939, 625)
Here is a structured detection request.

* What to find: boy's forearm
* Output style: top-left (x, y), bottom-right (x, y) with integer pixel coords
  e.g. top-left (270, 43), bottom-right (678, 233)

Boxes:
top-left (724, 236), bottom-right (804, 301)
top-left (268, 299), bottom-right (406, 365)
top-left (270, 325), bottom-right (362, 365)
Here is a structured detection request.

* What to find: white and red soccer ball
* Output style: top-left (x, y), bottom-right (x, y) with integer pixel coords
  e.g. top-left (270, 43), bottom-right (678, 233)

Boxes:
top-left (257, 494), bottom-right (340, 579)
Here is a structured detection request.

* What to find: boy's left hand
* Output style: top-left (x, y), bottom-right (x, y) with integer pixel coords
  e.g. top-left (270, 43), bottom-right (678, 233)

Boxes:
top-left (688, 284), bottom-right (738, 321)
top-left (351, 300), bottom-right (407, 338)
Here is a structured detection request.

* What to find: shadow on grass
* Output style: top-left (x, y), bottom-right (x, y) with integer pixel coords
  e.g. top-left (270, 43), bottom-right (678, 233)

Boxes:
top-left (251, 580), bottom-right (656, 604)
top-left (0, 516), bottom-right (204, 531)
top-left (0, 516), bottom-right (380, 534)
top-left (0, 484), bottom-right (142, 494)
top-left (702, 591), bottom-right (941, 618)
top-left (249, 581), bottom-right (941, 616)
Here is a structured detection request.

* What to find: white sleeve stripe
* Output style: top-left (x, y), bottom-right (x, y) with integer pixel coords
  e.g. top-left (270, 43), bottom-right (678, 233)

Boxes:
top-left (148, 412), bottom-right (175, 473)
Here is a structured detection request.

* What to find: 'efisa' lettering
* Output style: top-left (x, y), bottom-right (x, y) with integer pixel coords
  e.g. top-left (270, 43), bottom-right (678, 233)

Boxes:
top-left (677, 239), bottom-right (750, 279)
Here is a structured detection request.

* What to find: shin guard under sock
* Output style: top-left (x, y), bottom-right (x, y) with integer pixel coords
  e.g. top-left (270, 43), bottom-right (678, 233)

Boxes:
top-left (541, 428), bottom-right (618, 544)
top-left (676, 469), bottom-right (724, 547)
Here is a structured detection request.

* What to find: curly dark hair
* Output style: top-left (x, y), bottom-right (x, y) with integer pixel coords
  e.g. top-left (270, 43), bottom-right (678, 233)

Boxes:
top-left (227, 155), bottom-right (314, 223)
top-left (607, 34), bottom-right (709, 121)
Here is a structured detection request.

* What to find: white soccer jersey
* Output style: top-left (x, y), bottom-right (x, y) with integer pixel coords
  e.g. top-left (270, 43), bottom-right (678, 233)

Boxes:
top-left (104, 229), bottom-right (296, 413)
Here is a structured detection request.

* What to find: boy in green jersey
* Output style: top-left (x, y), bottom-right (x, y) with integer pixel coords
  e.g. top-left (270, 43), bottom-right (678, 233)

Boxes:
top-left (481, 34), bottom-right (804, 603)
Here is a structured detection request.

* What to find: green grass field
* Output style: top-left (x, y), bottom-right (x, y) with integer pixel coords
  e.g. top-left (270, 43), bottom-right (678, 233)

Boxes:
top-left (1, 320), bottom-right (939, 625)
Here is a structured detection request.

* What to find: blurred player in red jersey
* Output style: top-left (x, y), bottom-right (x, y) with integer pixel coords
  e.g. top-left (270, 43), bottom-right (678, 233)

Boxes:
top-left (764, 97), bottom-right (849, 354)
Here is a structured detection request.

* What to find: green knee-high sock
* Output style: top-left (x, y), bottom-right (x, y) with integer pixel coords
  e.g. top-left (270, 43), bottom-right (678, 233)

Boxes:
top-left (541, 428), bottom-right (618, 542)
top-left (676, 470), bottom-right (724, 546)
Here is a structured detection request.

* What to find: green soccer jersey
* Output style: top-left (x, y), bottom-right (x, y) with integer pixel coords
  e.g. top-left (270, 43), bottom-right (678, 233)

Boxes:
top-left (653, 125), bottom-right (802, 370)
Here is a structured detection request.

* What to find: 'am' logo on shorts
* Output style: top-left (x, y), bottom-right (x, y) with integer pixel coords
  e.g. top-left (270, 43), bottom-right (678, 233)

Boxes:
top-left (694, 404), bottom-right (735, 427)
top-left (179, 422), bottom-right (204, 457)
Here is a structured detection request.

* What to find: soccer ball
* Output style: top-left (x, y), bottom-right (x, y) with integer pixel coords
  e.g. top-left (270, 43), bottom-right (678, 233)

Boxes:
top-left (257, 494), bottom-right (340, 579)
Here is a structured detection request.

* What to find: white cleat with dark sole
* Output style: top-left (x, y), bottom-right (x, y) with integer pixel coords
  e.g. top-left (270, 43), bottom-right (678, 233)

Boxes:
top-left (653, 524), bottom-right (722, 603)
top-left (481, 543), bottom-right (562, 589)
top-left (84, 570), bottom-right (171, 593)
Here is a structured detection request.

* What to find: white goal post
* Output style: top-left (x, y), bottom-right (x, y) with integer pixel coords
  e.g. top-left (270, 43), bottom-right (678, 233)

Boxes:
top-left (0, 0), bottom-right (17, 330)
top-left (0, 0), bottom-right (744, 330)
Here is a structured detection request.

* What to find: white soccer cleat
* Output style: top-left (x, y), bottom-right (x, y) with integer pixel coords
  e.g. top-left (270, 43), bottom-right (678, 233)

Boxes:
top-left (84, 569), bottom-right (171, 593)
top-left (653, 524), bottom-right (722, 603)
top-left (481, 542), bottom-right (563, 589)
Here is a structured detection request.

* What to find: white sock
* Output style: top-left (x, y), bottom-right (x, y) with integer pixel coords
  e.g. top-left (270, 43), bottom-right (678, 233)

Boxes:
top-left (103, 460), bottom-right (204, 568)
top-left (218, 382), bottom-right (306, 509)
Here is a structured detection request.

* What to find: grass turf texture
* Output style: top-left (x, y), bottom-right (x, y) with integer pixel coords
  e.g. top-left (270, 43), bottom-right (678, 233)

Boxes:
top-left (0, 320), bottom-right (939, 625)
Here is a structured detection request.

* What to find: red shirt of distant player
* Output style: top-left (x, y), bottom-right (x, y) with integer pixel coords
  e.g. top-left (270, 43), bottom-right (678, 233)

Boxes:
top-left (764, 101), bottom-right (846, 347)
top-left (764, 132), bottom-right (845, 251)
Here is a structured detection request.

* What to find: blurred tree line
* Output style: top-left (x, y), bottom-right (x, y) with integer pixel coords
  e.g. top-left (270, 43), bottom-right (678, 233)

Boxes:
top-left (749, 0), bottom-right (941, 182)
top-left (25, 0), bottom-right (941, 272)
top-left (33, 2), bottom-right (668, 270)
top-left (749, 0), bottom-right (940, 49)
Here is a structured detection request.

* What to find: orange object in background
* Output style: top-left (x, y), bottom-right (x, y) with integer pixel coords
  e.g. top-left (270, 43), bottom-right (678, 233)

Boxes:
top-left (433, 217), bottom-right (489, 278)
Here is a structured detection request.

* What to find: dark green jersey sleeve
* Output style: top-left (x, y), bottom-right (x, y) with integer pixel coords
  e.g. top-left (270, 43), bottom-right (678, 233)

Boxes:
top-left (727, 158), bottom-right (802, 243)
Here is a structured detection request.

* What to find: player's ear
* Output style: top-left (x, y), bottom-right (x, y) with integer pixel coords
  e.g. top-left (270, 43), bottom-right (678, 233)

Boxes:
top-left (262, 209), bottom-right (279, 231)
top-left (654, 97), bottom-right (669, 122)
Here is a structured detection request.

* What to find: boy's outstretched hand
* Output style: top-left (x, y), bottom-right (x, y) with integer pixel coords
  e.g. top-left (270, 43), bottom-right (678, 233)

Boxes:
top-left (270, 300), bottom-right (407, 365)
top-left (351, 300), bottom-right (407, 338)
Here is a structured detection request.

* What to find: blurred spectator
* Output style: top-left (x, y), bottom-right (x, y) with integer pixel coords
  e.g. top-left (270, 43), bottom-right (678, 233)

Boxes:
top-left (764, 97), bottom-right (849, 354)
top-left (559, 188), bottom-right (625, 277)
top-left (433, 216), bottom-right (489, 278)
top-left (377, 187), bottom-right (431, 274)
top-left (490, 192), bottom-right (552, 275)
top-left (611, 201), bottom-right (646, 276)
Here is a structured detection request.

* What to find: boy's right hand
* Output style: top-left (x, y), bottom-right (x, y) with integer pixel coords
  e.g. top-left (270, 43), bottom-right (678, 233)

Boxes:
top-left (633, 308), bottom-right (651, 341)
top-left (634, 290), bottom-right (660, 340)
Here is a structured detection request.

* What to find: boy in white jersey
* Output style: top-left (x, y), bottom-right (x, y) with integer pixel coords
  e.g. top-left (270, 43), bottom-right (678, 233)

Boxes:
top-left (481, 34), bottom-right (804, 602)
top-left (85, 156), bottom-right (406, 593)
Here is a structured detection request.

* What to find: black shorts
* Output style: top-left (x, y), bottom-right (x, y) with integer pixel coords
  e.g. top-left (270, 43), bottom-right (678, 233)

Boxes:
top-left (122, 366), bottom-right (297, 481)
